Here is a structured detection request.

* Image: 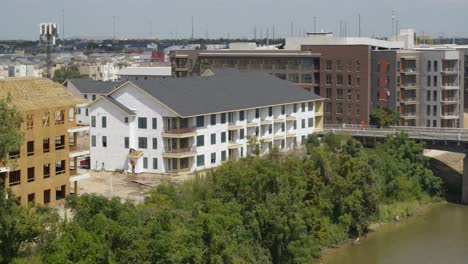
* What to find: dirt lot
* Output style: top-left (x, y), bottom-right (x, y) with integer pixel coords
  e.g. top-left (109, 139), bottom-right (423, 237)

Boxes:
top-left (76, 169), bottom-right (195, 204)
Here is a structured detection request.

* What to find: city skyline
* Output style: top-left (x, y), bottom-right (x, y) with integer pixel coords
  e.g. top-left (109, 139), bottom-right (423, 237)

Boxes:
top-left (2, 0), bottom-right (468, 40)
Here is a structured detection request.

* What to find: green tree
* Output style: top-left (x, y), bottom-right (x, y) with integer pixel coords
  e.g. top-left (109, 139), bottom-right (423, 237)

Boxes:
top-left (52, 66), bottom-right (81, 83)
top-left (0, 96), bottom-right (24, 166)
top-left (0, 188), bottom-right (55, 264)
top-left (370, 107), bottom-right (400, 128)
top-left (305, 134), bottom-right (321, 154)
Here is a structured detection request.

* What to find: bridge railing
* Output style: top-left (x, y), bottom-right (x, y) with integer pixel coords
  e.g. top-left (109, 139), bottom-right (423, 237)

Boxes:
top-left (321, 125), bottom-right (468, 142)
top-left (324, 124), bottom-right (468, 134)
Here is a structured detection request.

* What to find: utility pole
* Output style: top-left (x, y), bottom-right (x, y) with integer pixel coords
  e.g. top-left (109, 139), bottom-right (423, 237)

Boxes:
top-left (191, 16), bottom-right (194, 39)
top-left (272, 25), bottom-right (275, 47)
top-left (290, 21), bottom-right (293, 37)
top-left (149, 21), bottom-right (153, 39)
top-left (344, 22), bottom-right (347, 38)
top-left (358, 13), bottom-right (361, 37)
top-left (314, 16), bottom-right (317, 33)
top-left (396, 19), bottom-right (399, 40)
top-left (62, 9), bottom-right (65, 42)
top-left (113, 16), bottom-right (116, 40)
top-left (339, 20), bottom-right (342, 37)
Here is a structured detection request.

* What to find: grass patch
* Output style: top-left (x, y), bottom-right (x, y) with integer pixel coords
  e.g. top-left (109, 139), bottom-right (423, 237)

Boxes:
top-left (377, 195), bottom-right (445, 222)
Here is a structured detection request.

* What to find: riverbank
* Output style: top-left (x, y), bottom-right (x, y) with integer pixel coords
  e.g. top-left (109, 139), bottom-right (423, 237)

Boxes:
top-left (319, 203), bottom-right (468, 264)
top-left (318, 200), bottom-right (445, 263)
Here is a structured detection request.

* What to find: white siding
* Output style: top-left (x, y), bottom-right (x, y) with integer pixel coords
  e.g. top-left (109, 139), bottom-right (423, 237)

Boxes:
top-left (89, 83), bottom-right (322, 174)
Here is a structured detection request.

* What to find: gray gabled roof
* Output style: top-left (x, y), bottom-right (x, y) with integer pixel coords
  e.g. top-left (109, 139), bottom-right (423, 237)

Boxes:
top-left (102, 95), bottom-right (136, 116)
top-left (129, 68), bottom-right (322, 117)
top-left (67, 78), bottom-right (124, 94)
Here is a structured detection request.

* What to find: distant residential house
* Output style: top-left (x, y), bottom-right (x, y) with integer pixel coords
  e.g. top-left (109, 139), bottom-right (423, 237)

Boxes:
top-left (88, 69), bottom-right (324, 173)
top-left (64, 78), bottom-right (124, 125)
top-left (8, 64), bottom-right (41, 77)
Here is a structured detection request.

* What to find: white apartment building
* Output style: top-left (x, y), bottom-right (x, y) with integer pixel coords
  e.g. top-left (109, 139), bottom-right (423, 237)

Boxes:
top-left (65, 78), bottom-right (123, 125)
top-left (88, 69), bottom-right (324, 174)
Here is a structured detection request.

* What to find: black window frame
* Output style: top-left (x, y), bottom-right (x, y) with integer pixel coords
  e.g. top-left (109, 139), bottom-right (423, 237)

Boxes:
top-left (196, 116), bottom-right (205, 127)
top-left (210, 114), bottom-right (216, 125)
top-left (221, 113), bottom-right (226, 124)
top-left (138, 117), bottom-right (147, 129)
top-left (138, 137), bottom-right (148, 149)
top-left (197, 135), bottom-right (205, 147)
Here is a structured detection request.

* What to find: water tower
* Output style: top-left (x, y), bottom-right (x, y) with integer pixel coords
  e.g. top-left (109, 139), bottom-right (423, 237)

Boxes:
top-left (39, 23), bottom-right (59, 79)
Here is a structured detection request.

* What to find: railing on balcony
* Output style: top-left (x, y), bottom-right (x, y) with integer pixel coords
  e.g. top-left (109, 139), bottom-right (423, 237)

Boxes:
top-left (402, 68), bottom-right (417, 73)
top-left (401, 112), bottom-right (416, 116)
top-left (402, 97), bottom-right (418, 102)
top-left (163, 126), bottom-right (196, 134)
top-left (441, 112), bottom-right (459, 117)
top-left (164, 146), bottom-right (197, 154)
top-left (441, 97), bottom-right (458, 102)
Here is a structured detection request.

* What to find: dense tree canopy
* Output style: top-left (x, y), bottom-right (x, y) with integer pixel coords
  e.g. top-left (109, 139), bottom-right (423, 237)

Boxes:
top-left (370, 107), bottom-right (400, 128)
top-left (2, 133), bottom-right (443, 263)
top-left (0, 96), bottom-right (24, 165)
top-left (52, 66), bottom-right (81, 83)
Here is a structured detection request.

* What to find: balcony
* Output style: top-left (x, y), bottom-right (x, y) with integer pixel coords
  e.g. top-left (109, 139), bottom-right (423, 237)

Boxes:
top-left (286, 115), bottom-right (296, 121)
top-left (441, 69), bottom-right (458, 75)
top-left (68, 126), bottom-right (90, 133)
top-left (273, 134), bottom-right (284, 140)
top-left (441, 85), bottom-right (459, 90)
top-left (162, 126), bottom-right (197, 138)
top-left (227, 122), bottom-right (243, 130)
top-left (69, 147), bottom-right (90, 158)
top-left (401, 84), bottom-right (418, 90)
top-left (401, 97), bottom-right (419, 105)
top-left (247, 121), bottom-right (258, 128)
top-left (401, 112), bottom-right (417, 119)
top-left (228, 141), bottom-right (243, 149)
top-left (273, 117), bottom-right (285, 123)
top-left (69, 173), bottom-right (91, 183)
top-left (162, 146), bottom-right (197, 158)
top-left (260, 119), bottom-right (272, 125)
top-left (441, 97), bottom-right (459, 104)
top-left (441, 112), bottom-right (459, 119)
top-left (401, 68), bottom-right (417, 75)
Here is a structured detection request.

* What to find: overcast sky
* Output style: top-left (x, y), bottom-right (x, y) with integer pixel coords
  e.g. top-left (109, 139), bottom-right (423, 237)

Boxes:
top-left (1, 0), bottom-right (467, 40)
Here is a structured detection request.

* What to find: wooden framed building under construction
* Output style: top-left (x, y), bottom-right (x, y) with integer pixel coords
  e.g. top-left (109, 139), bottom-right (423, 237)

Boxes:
top-left (0, 78), bottom-right (89, 207)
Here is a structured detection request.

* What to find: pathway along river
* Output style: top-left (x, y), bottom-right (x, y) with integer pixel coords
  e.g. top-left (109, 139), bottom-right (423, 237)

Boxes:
top-left (321, 203), bottom-right (468, 264)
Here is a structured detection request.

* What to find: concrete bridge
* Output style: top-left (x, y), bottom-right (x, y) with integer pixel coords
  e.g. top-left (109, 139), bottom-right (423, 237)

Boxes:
top-left (317, 124), bottom-right (468, 204)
